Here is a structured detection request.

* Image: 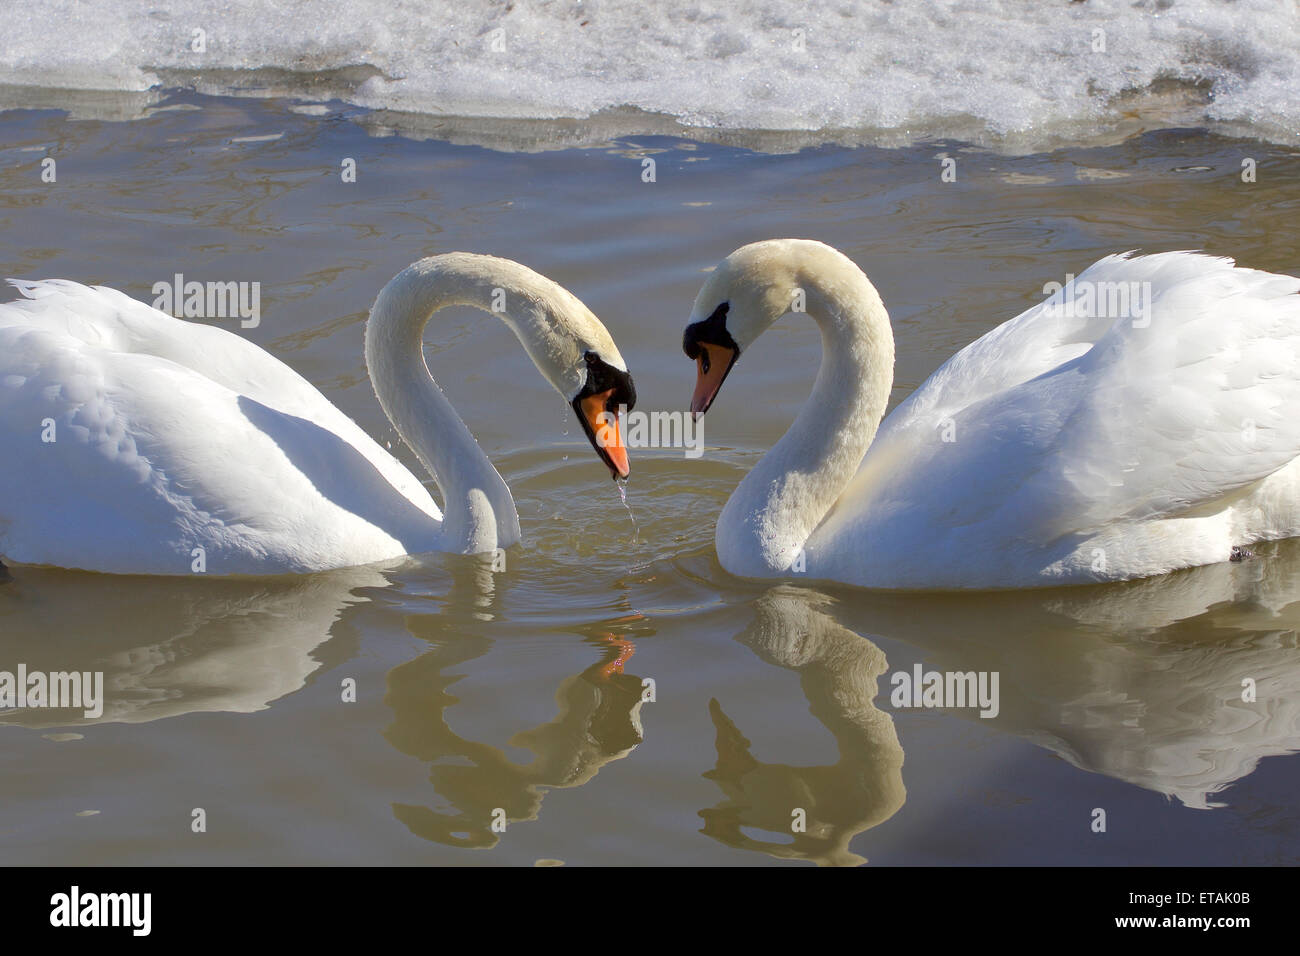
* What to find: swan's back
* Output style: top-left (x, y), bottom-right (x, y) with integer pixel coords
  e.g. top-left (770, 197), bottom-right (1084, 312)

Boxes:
top-left (816, 252), bottom-right (1300, 586)
top-left (0, 280), bottom-right (441, 574)
top-left (4, 280), bottom-right (361, 424)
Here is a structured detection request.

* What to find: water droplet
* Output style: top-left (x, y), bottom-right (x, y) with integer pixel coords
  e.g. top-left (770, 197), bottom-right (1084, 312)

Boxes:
top-left (616, 478), bottom-right (639, 543)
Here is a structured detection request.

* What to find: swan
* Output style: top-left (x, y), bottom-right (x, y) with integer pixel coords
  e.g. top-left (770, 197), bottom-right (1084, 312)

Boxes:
top-left (683, 239), bottom-right (1300, 589)
top-left (0, 254), bottom-right (635, 575)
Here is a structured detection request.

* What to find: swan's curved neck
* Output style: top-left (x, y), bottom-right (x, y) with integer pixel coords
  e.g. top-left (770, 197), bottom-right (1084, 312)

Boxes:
top-left (721, 269), bottom-right (894, 575)
top-left (365, 259), bottom-right (526, 553)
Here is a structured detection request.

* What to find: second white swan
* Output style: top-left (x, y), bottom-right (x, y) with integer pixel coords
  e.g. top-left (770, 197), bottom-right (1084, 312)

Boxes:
top-left (684, 239), bottom-right (1300, 589)
top-left (0, 253), bottom-right (635, 575)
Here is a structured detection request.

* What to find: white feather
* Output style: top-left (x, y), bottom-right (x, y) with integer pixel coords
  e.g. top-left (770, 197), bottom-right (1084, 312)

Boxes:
top-left (0, 256), bottom-right (622, 575)
top-left (697, 241), bottom-right (1300, 588)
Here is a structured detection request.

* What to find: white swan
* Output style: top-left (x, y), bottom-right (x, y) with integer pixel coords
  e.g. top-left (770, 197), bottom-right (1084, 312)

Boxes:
top-left (684, 239), bottom-right (1300, 589)
top-left (0, 254), bottom-right (635, 575)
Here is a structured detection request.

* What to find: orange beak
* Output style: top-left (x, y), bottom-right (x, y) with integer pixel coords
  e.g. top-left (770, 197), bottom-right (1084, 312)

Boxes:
top-left (580, 388), bottom-right (630, 479)
top-left (690, 343), bottom-right (739, 416)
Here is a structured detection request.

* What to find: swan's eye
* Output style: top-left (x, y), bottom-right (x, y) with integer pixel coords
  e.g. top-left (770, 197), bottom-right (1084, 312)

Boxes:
top-left (574, 351), bottom-right (636, 479)
top-left (683, 302), bottom-right (736, 364)
top-left (580, 350), bottom-right (636, 412)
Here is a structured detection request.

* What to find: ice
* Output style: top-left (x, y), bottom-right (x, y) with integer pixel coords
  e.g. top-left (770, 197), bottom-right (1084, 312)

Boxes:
top-left (0, 0), bottom-right (1296, 148)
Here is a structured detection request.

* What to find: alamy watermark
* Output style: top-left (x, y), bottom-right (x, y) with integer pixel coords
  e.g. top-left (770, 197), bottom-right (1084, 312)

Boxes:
top-left (1042, 274), bottom-right (1152, 327)
top-left (152, 273), bottom-right (261, 328)
top-left (50, 886), bottom-right (150, 936)
top-left (598, 404), bottom-right (703, 459)
top-left (890, 664), bottom-right (999, 718)
top-left (0, 664), bottom-right (104, 719)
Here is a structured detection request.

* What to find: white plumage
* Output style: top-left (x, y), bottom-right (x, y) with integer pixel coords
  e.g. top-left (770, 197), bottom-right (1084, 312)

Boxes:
top-left (0, 255), bottom-right (629, 575)
top-left (688, 240), bottom-right (1300, 589)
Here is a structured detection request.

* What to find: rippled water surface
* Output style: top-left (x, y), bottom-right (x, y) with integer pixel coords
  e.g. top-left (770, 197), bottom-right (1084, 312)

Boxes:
top-left (2, 96), bottom-right (1299, 865)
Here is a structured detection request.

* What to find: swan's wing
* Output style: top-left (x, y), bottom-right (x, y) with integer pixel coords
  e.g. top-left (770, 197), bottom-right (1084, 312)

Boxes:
top-left (1, 279), bottom-right (333, 415)
top-left (876, 252), bottom-right (1232, 431)
top-left (0, 282), bottom-right (441, 572)
top-left (0, 279), bottom-right (439, 514)
top-left (825, 252), bottom-right (1300, 544)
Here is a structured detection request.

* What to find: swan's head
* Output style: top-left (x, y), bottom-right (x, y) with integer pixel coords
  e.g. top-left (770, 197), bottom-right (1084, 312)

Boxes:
top-left (567, 347), bottom-right (637, 480)
top-left (528, 297), bottom-right (635, 480)
top-left (371, 252), bottom-right (637, 480)
top-left (466, 255), bottom-right (637, 480)
top-left (682, 239), bottom-right (825, 415)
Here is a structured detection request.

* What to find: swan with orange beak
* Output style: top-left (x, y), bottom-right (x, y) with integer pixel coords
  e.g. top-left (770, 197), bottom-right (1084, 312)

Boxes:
top-left (683, 241), bottom-right (799, 415)
top-left (0, 251), bottom-right (639, 575)
top-left (572, 349), bottom-right (635, 479)
top-left (684, 303), bottom-right (741, 416)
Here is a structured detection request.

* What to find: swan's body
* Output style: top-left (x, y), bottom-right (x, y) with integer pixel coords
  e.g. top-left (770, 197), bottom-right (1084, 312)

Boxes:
top-left (685, 240), bottom-right (1300, 589)
top-left (0, 255), bottom-right (633, 575)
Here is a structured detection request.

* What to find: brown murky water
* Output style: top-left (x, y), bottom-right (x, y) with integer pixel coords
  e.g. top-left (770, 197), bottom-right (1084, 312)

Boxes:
top-left (2, 94), bottom-right (1298, 865)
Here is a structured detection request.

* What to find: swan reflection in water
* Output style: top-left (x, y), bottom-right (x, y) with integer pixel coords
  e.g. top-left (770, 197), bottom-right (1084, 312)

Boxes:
top-left (4, 534), bottom-right (1298, 862)
top-left (0, 552), bottom-right (651, 854)
top-left (708, 544), bottom-right (1300, 864)
top-left (383, 630), bottom-right (649, 848)
top-left (845, 540), bottom-right (1300, 811)
top-left (700, 587), bottom-right (906, 867)
top-left (0, 564), bottom-right (387, 727)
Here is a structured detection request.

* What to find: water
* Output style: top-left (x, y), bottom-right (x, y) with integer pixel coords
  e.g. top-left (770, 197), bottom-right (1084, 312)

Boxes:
top-left (1, 89), bottom-right (1299, 865)
top-left (615, 479), bottom-right (639, 547)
